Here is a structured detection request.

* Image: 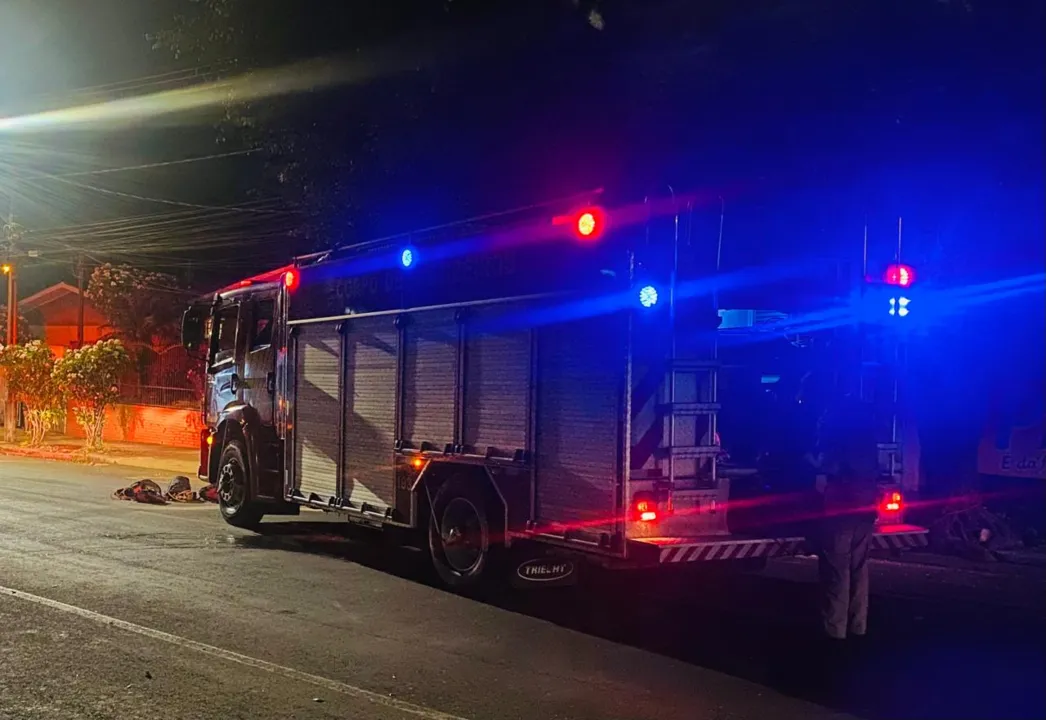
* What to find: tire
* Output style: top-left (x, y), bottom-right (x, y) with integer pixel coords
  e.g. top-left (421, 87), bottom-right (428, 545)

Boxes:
top-left (427, 478), bottom-right (502, 591)
top-left (216, 440), bottom-right (264, 530)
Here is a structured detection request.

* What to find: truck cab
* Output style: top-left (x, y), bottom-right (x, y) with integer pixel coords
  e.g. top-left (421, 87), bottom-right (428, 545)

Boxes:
top-left (182, 271), bottom-right (296, 525)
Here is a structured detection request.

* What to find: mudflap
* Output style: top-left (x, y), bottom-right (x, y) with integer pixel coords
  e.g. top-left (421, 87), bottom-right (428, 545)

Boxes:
top-left (507, 546), bottom-right (580, 590)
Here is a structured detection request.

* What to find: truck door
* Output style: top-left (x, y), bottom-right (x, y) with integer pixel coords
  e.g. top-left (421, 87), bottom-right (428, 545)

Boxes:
top-left (210, 302), bottom-right (244, 413)
top-left (242, 298), bottom-right (276, 426)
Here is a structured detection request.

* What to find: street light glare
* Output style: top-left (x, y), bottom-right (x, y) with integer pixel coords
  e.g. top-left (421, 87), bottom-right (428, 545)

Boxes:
top-left (0, 57), bottom-right (397, 135)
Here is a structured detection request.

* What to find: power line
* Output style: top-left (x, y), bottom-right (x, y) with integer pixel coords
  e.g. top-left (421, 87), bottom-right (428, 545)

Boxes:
top-left (30, 201), bottom-right (283, 236)
top-left (32, 205), bottom-right (292, 245)
top-left (15, 170), bottom-right (288, 215)
top-left (30, 209), bottom-right (247, 236)
top-left (50, 149), bottom-right (258, 178)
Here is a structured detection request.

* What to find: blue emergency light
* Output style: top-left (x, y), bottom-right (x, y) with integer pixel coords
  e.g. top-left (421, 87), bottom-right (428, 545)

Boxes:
top-left (400, 247), bottom-right (416, 269)
top-left (888, 296), bottom-right (910, 317)
top-left (638, 285), bottom-right (659, 308)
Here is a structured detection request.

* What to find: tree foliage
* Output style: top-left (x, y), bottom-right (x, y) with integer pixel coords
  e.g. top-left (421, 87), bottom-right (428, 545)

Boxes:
top-left (0, 306), bottom-right (32, 343)
top-left (0, 340), bottom-right (62, 446)
top-left (53, 339), bottom-right (132, 451)
top-left (85, 263), bottom-right (184, 346)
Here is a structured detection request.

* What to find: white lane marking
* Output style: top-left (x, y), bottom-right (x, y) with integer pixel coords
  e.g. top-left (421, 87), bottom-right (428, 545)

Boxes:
top-left (0, 584), bottom-right (469, 720)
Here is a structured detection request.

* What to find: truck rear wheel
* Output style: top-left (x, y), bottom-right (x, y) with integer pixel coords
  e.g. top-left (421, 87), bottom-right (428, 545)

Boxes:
top-left (427, 478), bottom-right (501, 591)
top-left (217, 440), bottom-right (264, 530)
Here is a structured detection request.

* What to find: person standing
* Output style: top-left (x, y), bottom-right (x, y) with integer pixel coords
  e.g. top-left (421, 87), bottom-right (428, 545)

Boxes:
top-left (815, 391), bottom-right (881, 641)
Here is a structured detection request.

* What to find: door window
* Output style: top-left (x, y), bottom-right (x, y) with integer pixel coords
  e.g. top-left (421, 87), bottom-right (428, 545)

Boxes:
top-left (212, 306), bottom-right (240, 367)
top-left (251, 300), bottom-right (275, 350)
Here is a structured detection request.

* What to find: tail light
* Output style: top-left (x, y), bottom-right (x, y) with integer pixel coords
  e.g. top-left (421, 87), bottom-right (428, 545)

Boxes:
top-left (880, 491), bottom-right (903, 515)
top-left (631, 492), bottom-right (659, 522)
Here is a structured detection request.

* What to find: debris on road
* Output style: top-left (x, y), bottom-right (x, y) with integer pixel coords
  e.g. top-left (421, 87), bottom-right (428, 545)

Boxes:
top-left (111, 477), bottom-right (218, 505)
top-left (930, 504), bottom-right (1024, 561)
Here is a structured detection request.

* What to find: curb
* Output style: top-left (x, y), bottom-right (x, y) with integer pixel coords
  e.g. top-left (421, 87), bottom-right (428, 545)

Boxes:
top-left (0, 446), bottom-right (97, 465)
top-left (0, 445), bottom-right (197, 477)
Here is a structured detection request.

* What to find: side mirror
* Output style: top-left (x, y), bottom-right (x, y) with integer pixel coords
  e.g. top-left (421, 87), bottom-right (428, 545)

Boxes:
top-left (181, 307), bottom-right (205, 353)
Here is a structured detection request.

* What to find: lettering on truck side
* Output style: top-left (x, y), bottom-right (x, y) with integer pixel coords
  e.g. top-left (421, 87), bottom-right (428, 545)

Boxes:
top-left (516, 560), bottom-right (574, 582)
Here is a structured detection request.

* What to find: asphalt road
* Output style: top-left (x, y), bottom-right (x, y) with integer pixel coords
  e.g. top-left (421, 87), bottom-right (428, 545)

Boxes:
top-left (0, 457), bottom-right (1043, 720)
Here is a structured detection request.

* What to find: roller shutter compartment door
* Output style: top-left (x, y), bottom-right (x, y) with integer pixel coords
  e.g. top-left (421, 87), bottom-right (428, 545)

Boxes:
top-left (463, 308), bottom-right (532, 459)
top-left (343, 316), bottom-right (399, 510)
top-left (293, 323), bottom-right (342, 502)
top-left (535, 314), bottom-right (626, 532)
top-left (401, 309), bottom-right (458, 452)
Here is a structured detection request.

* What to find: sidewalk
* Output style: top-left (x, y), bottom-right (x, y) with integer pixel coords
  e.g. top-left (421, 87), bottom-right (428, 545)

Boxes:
top-left (0, 432), bottom-right (198, 477)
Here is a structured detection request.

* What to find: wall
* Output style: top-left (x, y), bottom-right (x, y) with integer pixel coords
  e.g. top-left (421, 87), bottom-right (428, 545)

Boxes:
top-left (65, 403), bottom-right (202, 449)
top-left (44, 325), bottom-right (104, 358)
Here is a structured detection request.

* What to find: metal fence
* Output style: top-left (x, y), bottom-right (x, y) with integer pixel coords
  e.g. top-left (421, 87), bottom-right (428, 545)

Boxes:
top-left (118, 384), bottom-right (200, 409)
top-left (118, 344), bottom-right (203, 409)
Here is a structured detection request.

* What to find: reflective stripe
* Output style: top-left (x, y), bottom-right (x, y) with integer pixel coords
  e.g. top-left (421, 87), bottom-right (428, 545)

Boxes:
top-left (630, 365), bottom-right (663, 472)
top-left (872, 530), bottom-right (929, 550)
top-left (657, 538), bottom-right (804, 563)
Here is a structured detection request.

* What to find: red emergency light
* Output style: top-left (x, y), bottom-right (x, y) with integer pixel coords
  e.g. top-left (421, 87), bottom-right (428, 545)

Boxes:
top-left (283, 269), bottom-right (299, 291)
top-left (552, 206), bottom-right (607, 241)
top-left (576, 210), bottom-right (598, 238)
top-left (883, 264), bottom-right (916, 288)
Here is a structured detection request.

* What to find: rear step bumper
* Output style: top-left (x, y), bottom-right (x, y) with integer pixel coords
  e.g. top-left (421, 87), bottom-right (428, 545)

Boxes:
top-left (872, 523), bottom-right (930, 550)
top-left (632, 524), bottom-right (929, 565)
top-left (635, 536), bottom-right (806, 565)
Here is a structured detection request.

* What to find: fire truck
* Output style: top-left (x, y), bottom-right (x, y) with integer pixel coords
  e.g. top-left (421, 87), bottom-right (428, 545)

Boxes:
top-left (181, 192), bottom-right (928, 589)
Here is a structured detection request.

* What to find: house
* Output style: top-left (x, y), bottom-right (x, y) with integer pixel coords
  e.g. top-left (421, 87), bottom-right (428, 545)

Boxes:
top-left (18, 282), bottom-right (106, 357)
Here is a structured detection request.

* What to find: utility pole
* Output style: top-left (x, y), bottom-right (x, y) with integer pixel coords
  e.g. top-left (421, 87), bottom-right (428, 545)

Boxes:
top-left (76, 254), bottom-right (86, 348)
top-left (2, 261), bottom-right (14, 345)
top-left (2, 201), bottom-right (18, 442)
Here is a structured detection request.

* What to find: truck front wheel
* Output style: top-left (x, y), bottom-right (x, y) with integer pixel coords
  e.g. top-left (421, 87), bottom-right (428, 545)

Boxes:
top-left (427, 478), bottom-right (500, 591)
top-left (216, 440), bottom-right (264, 530)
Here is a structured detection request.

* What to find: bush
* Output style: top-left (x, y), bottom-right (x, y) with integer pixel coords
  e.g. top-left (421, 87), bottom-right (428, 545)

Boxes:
top-left (0, 340), bottom-right (62, 446)
top-left (53, 339), bottom-right (132, 451)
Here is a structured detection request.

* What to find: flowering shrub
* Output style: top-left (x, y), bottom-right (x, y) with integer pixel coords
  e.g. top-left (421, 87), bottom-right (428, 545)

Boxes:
top-left (0, 340), bottom-right (62, 446)
top-left (52, 339), bottom-right (131, 451)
